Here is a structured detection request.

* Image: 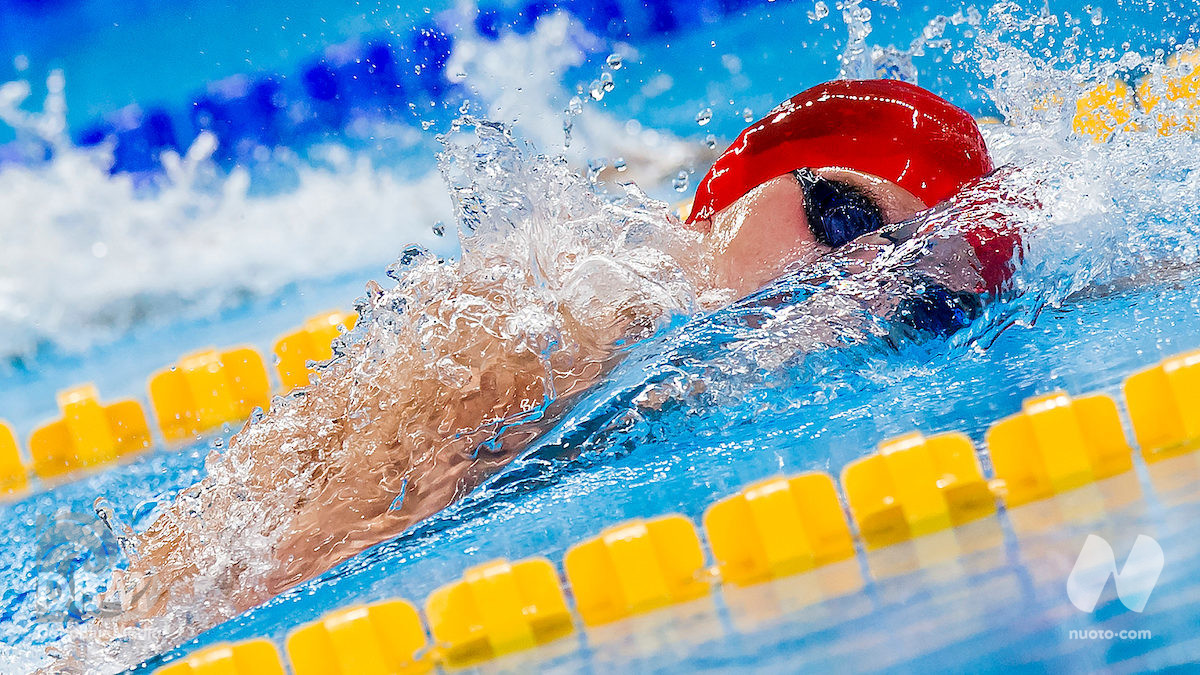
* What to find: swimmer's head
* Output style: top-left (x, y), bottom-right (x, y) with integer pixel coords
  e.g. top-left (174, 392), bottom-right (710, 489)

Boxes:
top-left (687, 79), bottom-right (994, 296)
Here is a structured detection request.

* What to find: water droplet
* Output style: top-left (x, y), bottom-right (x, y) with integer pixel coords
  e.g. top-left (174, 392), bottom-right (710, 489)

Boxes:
top-left (420, 120), bottom-right (434, 130)
top-left (587, 157), bottom-right (608, 181)
top-left (614, 157), bottom-right (627, 172)
top-left (704, 134), bottom-right (717, 150)
top-left (432, 222), bottom-right (445, 237)
top-left (606, 53), bottom-right (623, 70)
top-left (568, 96), bottom-right (584, 115)
top-left (387, 246), bottom-right (431, 281)
top-left (388, 479), bottom-right (409, 511)
top-left (673, 170), bottom-right (690, 193)
top-left (459, 100), bottom-right (471, 114)
top-left (589, 80), bottom-right (605, 101)
top-left (742, 107), bottom-right (754, 122)
top-left (600, 72), bottom-right (615, 92)
top-left (695, 108), bottom-right (713, 126)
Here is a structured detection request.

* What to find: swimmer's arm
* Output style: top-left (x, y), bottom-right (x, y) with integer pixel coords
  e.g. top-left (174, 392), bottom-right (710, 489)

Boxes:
top-left (114, 274), bottom-right (648, 616)
top-left (1067, 257), bottom-right (1200, 299)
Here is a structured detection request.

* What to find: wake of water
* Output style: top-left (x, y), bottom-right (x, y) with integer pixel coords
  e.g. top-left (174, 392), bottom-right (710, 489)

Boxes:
top-left (0, 12), bottom-right (703, 364)
top-left (8, 1), bottom-right (1200, 673)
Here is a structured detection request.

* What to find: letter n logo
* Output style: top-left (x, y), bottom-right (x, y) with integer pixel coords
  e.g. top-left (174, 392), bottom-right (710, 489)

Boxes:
top-left (1067, 534), bottom-right (1164, 613)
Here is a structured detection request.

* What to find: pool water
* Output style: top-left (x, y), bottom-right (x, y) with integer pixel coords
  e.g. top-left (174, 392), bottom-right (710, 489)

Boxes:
top-left (2, 0), bottom-right (1200, 672)
top-left (126, 273), bottom-right (1200, 673)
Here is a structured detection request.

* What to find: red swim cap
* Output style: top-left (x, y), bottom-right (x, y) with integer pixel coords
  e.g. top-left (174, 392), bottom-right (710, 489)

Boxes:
top-left (686, 79), bottom-right (994, 224)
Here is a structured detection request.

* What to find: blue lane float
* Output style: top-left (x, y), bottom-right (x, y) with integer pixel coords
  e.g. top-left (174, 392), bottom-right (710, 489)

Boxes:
top-left (64, 21), bottom-right (456, 175)
top-left (190, 76), bottom-right (291, 164)
top-left (76, 105), bottom-right (182, 175)
top-left (20, 0), bottom-right (784, 177)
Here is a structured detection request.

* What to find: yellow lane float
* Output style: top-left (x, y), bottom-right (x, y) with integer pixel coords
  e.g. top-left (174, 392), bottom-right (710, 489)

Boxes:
top-left (842, 431), bottom-right (995, 548)
top-left (288, 600), bottom-right (431, 675)
top-left (0, 420), bottom-right (26, 493)
top-left (987, 390), bottom-right (1133, 507)
top-left (155, 639), bottom-right (286, 675)
top-left (1137, 50), bottom-right (1200, 135)
top-left (704, 472), bottom-right (855, 585)
top-left (29, 384), bottom-right (150, 478)
top-left (424, 557), bottom-right (573, 666)
top-left (1124, 349), bottom-right (1200, 461)
top-left (564, 514), bottom-right (709, 626)
top-left (273, 309), bottom-right (357, 391)
top-left (148, 346), bottom-right (271, 442)
top-left (1072, 79), bottom-right (1139, 142)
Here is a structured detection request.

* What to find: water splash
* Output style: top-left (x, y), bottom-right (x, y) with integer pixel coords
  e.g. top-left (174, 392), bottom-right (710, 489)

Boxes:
top-left (837, 0), bottom-right (983, 83)
top-left (448, 11), bottom-right (699, 184)
top-left (0, 11), bottom-right (701, 365)
top-left (0, 93), bottom-right (453, 362)
top-left (38, 113), bottom-right (711, 673)
top-left (13, 2), bottom-right (1200, 673)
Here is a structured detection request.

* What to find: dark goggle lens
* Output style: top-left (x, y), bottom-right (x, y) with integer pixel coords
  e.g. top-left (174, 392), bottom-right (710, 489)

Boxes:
top-left (795, 169), bottom-right (886, 248)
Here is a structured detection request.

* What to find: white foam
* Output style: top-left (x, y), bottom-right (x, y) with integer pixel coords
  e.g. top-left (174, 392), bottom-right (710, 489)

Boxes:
top-left (0, 14), bottom-right (701, 364)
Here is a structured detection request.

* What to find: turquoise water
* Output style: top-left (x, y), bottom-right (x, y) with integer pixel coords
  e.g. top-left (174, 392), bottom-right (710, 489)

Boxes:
top-left (2, 0), bottom-right (1200, 672)
top-left (120, 270), bottom-right (1200, 672)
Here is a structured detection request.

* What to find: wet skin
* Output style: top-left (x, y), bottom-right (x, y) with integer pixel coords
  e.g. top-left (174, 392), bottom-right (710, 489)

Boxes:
top-left (690, 167), bottom-right (928, 297)
top-left (691, 167), bottom-right (986, 297)
top-left (81, 165), bottom-right (987, 667)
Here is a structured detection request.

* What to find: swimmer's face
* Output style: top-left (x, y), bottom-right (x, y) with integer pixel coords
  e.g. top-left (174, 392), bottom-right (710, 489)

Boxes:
top-left (691, 168), bottom-right (927, 297)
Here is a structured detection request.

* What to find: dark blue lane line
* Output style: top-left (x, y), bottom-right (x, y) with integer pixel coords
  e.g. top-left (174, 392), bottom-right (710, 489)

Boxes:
top-left (1, 0), bottom-right (778, 176)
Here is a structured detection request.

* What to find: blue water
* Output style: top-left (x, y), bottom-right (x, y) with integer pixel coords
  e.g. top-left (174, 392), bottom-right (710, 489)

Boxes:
top-left (32, 273), bottom-right (1194, 673)
top-left (5, 0), bottom-right (1192, 162)
top-left (2, 0), bottom-right (1200, 672)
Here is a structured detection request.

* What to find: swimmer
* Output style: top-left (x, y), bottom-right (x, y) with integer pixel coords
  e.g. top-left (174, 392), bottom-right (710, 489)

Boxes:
top-left (100, 79), bottom-right (1019, 638)
top-left (687, 78), bottom-right (1020, 334)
